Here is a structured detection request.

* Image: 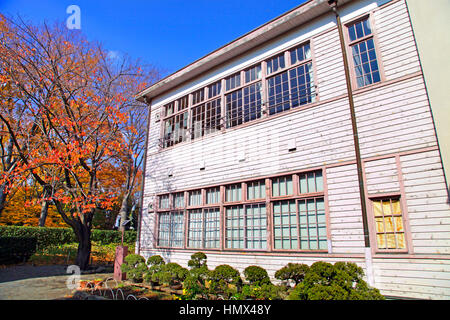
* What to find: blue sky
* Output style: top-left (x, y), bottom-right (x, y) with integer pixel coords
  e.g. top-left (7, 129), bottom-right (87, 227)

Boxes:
top-left (0, 0), bottom-right (307, 77)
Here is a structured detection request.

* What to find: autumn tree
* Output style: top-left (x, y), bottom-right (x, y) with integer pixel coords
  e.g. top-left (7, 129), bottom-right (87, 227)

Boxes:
top-left (0, 15), bottom-right (158, 269)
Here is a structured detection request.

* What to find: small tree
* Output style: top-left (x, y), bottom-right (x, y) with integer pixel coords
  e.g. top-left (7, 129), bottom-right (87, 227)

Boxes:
top-left (209, 264), bottom-right (242, 298)
top-left (143, 255), bottom-right (165, 285)
top-left (120, 254), bottom-right (148, 283)
top-left (288, 261), bottom-right (385, 300)
top-left (275, 263), bottom-right (310, 286)
top-left (183, 252), bottom-right (211, 299)
top-left (243, 265), bottom-right (271, 286)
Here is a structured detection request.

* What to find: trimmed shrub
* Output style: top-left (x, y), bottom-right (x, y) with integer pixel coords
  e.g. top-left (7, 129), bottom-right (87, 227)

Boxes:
top-left (144, 255), bottom-right (166, 284)
top-left (243, 265), bottom-right (271, 286)
top-left (209, 264), bottom-right (242, 298)
top-left (120, 254), bottom-right (148, 283)
top-left (156, 262), bottom-right (188, 286)
top-left (182, 252), bottom-right (211, 299)
top-left (187, 252), bottom-right (207, 269)
top-left (275, 263), bottom-right (310, 286)
top-left (288, 261), bottom-right (385, 300)
top-left (0, 237), bottom-right (37, 265)
top-left (0, 225), bottom-right (136, 249)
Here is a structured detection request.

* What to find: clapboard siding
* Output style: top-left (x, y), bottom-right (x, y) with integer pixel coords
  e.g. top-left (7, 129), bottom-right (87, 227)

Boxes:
top-left (364, 157), bottom-right (400, 194)
top-left (372, 259), bottom-right (450, 299)
top-left (313, 28), bottom-right (347, 101)
top-left (144, 97), bottom-right (356, 194)
top-left (375, 0), bottom-right (422, 80)
top-left (399, 151), bottom-right (450, 256)
top-left (138, 0), bottom-right (450, 300)
top-left (354, 77), bottom-right (438, 158)
top-left (326, 164), bottom-right (366, 254)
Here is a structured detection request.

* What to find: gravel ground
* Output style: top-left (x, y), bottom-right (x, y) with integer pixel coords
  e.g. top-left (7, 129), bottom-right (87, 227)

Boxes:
top-left (0, 264), bottom-right (113, 300)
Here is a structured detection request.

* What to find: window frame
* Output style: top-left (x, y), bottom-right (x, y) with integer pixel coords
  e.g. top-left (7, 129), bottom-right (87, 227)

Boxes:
top-left (158, 39), bottom-right (318, 150)
top-left (368, 195), bottom-right (409, 253)
top-left (344, 14), bottom-right (384, 90)
top-left (154, 168), bottom-right (329, 253)
top-left (266, 42), bottom-right (316, 116)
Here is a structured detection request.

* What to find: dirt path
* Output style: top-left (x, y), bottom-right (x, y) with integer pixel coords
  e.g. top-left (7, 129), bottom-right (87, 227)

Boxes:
top-left (0, 265), bottom-right (113, 300)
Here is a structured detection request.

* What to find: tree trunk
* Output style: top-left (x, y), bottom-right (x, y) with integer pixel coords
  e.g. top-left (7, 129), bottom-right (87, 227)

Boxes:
top-left (74, 223), bottom-right (92, 270)
top-left (38, 191), bottom-right (50, 227)
top-left (118, 193), bottom-right (130, 232)
top-left (0, 184), bottom-right (7, 217)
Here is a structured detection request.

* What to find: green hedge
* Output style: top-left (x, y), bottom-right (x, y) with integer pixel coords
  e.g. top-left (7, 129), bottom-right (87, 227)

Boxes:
top-left (0, 226), bottom-right (137, 249)
top-left (0, 237), bottom-right (37, 265)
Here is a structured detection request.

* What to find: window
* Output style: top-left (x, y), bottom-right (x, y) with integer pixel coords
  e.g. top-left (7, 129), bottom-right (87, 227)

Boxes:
top-left (298, 170), bottom-right (323, 194)
top-left (177, 95), bottom-right (189, 111)
top-left (188, 208), bottom-right (220, 249)
top-left (189, 190), bottom-right (202, 206)
top-left (226, 82), bottom-right (262, 127)
top-left (225, 73), bottom-right (241, 91)
top-left (245, 64), bottom-right (262, 83)
top-left (208, 81), bottom-right (222, 98)
top-left (267, 72), bottom-right (290, 115)
top-left (191, 98), bottom-right (222, 139)
top-left (347, 17), bottom-right (381, 88)
top-left (247, 180), bottom-right (266, 200)
top-left (225, 184), bottom-right (242, 202)
top-left (206, 187), bottom-right (220, 204)
top-left (164, 102), bottom-right (175, 117)
top-left (225, 204), bottom-right (267, 249)
top-left (266, 54), bottom-right (285, 75)
top-left (372, 198), bottom-right (406, 250)
top-left (173, 192), bottom-right (184, 208)
top-left (162, 111), bottom-right (188, 148)
top-left (272, 176), bottom-right (293, 197)
top-left (267, 43), bottom-right (315, 115)
top-left (192, 88), bottom-right (205, 105)
top-left (159, 195), bottom-right (170, 209)
top-left (290, 43), bottom-right (311, 65)
top-left (158, 211), bottom-right (184, 247)
top-left (273, 198), bottom-right (326, 250)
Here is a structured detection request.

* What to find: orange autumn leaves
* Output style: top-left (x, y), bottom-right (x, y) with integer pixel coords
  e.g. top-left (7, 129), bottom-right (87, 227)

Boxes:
top-left (0, 14), bottom-right (158, 227)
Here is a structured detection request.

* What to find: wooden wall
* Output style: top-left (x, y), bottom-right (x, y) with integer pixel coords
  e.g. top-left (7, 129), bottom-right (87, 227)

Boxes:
top-left (138, 0), bottom-right (450, 299)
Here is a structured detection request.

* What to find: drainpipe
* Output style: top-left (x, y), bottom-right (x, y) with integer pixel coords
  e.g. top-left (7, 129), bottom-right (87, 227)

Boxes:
top-left (136, 96), bottom-right (152, 255)
top-left (327, 0), bottom-right (373, 284)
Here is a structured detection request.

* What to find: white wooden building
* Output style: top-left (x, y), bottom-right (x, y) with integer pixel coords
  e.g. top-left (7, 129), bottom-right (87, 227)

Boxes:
top-left (136, 0), bottom-right (450, 299)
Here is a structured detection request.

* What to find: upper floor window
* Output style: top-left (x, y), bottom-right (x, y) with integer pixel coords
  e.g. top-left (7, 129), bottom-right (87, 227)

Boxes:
top-left (162, 111), bottom-right (188, 148)
top-left (208, 81), bottom-right (222, 98)
top-left (177, 95), bottom-right (189, 111)
top-left (191, 98), bottom-right (222, 139)
top-left (266, 53), bottom-right (285, 75)
top-left (225, 73), bottom-right (241, 91)
top-left (267, 43), bottom-right (315, 115)
top-left (192, 88), bottom-right (205, 105)
top-left (245, 64), bottom-right (262, 83)
top-left (347, 17), bottom-right (381, 88)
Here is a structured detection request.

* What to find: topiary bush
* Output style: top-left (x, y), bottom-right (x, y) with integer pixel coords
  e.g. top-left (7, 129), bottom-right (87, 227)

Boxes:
top-left (243, 265), bottom-right (271, 286)
top-left (157, 262), bottom-right (188, 286)
top-left (144, 255), bottom-right (166, 285)
top-left (120, 254), bottom-right (148, 283)
top-left (275, 263), bottom-right (310, 286)
top-left (209, 264), bottom-right (242, 298)
top-left (182, 252), bottom-right (211, 299)
top-left (287, 261), bottom-right (385, 300)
